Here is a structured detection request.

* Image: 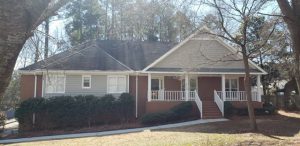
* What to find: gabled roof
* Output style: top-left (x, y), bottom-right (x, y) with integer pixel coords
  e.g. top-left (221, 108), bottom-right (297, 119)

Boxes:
top-left (143, 26), bottom-right (267, 74)
top-left (20, 40), bottom-right (176, 71)
top-left (20, 26), bottom-right (267, 75)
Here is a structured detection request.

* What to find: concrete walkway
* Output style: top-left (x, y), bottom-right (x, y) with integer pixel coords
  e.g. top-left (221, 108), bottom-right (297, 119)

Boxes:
top-left (0, 118), bottom-right (228, 144)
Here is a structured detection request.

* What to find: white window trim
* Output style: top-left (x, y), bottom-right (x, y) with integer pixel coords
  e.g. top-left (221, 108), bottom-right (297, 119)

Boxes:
top-left (107, 75), bottom-right (127, 94)
top-left (45, 74), bottom-right (66, 94)
top-left (181, 77), bottom-right (198, 92)
top-left (225, 77), bottom-right (239, 91)
top-left (82, 75), bottom-right (92, 89)
top-left (151, 76), bottom-right (164, 91)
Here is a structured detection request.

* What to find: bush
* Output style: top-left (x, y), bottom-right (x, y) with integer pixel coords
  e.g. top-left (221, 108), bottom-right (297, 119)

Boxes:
top-left (140, 102), bottom-right (193, 125)
top-left (116, 93), bottom-right (135, 123)
top-left (224, 101), bottom-right (234, 118)
top-left (262, 102), bottom-right (275, 114)
top-left (15, 93), bottom-right (135, 131)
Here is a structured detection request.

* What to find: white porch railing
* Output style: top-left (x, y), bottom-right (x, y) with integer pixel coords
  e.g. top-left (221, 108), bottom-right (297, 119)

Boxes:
top-left (151, 90), bottom-right (196, 101)
top-left (214, 90), bottom-right (224, 116)
top-left (216, 91), bottom-right (260, 101)
top-left (194, 91), bottom-right (203, 118)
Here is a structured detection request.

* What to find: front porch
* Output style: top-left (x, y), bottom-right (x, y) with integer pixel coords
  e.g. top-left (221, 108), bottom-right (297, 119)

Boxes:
top-left (146, 73), bottom-right (262, 118)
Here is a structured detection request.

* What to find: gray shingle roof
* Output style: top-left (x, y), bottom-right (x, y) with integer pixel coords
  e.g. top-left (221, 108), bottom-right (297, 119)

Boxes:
top-left (20, 40), bottom-right (176, 71)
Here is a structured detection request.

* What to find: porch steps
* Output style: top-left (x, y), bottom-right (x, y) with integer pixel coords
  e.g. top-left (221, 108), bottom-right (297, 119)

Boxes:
top-left (202, 100), bottom-right (223, 119)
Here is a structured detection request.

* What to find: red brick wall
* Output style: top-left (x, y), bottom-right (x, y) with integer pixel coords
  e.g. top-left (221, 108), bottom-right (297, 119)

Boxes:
top-left (36, 75), bottom-right (43, 97)
top-left (239, 77), bottom-right (245, 91)
top-left (20, 75), bottom-right (43, 100)
top-left (164, 76), bottom-right (181, 91)
top-left (198, 77), bottom-right (221, 100)
top-left (129, 76), bottom-right (148, 117)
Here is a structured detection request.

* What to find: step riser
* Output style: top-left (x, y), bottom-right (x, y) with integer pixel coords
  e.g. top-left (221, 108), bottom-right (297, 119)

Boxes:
top-left (201, 100), bottom-right (223, 118)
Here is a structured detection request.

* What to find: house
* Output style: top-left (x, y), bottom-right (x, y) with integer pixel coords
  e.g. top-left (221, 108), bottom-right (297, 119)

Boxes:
top-left (18, 27), bottom-right (267, 119)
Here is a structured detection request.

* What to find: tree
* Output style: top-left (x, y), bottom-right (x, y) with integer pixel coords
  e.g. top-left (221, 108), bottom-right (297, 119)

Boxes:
top-left (2, 72), bottom-right (20, 110)
top-left (277, 0), bottom-right (300, 107)
top-left (0, 0), bottom-right (69, 101)
top-left (65, 0), bottom-right (104, 45)
top-left (204, 0), bottom-right (276, 131)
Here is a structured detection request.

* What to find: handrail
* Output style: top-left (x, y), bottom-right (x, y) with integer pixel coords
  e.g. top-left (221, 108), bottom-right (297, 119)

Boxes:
top-left (214, 90), bottom-right (224, 116)
top-left (194, 91), bottom-right (203, 119)
top-left (216, 91), bottom-right (259, 101)
top-left (151, 90), bottom-right (196, 101)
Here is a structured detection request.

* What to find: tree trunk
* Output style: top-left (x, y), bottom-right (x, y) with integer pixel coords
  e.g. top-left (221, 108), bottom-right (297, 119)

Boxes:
top-left (242, 46), bottom-right (257, 131)
top-left (277, 0), bottom-right (300, 106)
top-left (0, 42), bottom-right (26, 99)
top-left (34, 40), bottom-right (40, 63)
top-left (0, 0), bottom-right (68, 100)
top-left (105, 0), bottom-right (108, 40)
top-left (44, 19), bottom-right (49, 59)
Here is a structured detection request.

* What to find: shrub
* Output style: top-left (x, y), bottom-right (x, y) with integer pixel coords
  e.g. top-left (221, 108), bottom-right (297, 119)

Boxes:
top-left (140, 102), bottom-right (193, 125)
top-left (262, 102), bottom-right (275, 114)
top-left (140, 111), bottom-right (175, 125)
top-left (224, 101), bottom-right (234, 118)
top-left (116, 93), bottom-right (135, 123)
top-left (15, 93), bottom-right (135, 131)
top-left (15, 98), bottom-right (47, 130)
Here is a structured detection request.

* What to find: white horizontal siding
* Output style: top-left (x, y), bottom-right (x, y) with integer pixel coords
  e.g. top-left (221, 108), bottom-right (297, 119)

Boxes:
top-left (43, 74), bottom-right (129, 98)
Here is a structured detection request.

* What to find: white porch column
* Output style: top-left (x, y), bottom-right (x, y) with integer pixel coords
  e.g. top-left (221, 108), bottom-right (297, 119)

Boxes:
top-left (147, 73), bottom-right (151, 101)
top-left (257, 75), bottom-right (262, 102)
top-left (221, 74), bottom-right (226, 100)
top-left (185, 74), bottom-right (189, 101)
top-left (34, 75), bottom-right (37, 98)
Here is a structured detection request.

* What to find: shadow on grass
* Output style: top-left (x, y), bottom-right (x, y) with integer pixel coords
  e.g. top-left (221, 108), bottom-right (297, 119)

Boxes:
top-left (157, 111), bottom-right (300, 139)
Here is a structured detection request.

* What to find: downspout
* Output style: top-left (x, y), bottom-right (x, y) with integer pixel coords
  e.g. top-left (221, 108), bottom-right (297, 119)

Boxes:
top-left (135, 73), bottom-right (139, 118)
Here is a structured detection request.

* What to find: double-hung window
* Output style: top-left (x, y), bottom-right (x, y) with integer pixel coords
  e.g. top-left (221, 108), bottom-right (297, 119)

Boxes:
top-left (225, 78), bottom-right (238, 91)
top-left (46, 74), bottom-right (65, 93)
top-left (107, 75), bottom-right (126, 93)
top-left (82, 75), bottom-right (91, 89)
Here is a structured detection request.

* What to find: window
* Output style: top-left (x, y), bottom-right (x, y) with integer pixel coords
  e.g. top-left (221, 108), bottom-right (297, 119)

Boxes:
top-left (225, 78), bottom-right (238, 91)
top-left (82, 75), bottom-right (91, 89)
top-left (190, 78), bottom-right (197, 91)
top-left (181, 78), bottom-right (197, 91)
top-left (151, 77), bottom-right (163, 90)
top-left (46, 74), bottom-right (65, 93)
top-left (107, 75), bottom-right (126, 93)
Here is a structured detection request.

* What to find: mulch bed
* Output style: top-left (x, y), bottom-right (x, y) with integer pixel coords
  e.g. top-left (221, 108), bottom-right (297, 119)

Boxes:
top-left (3, 110), bottom-right (300, 140)
top-left (160, 110), bottom-right (300, 138)
top-left (3, 122), bottom-right (143, 139)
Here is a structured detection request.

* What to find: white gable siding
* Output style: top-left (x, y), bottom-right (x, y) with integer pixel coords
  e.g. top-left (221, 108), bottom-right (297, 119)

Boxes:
top-left (154, 40), bottom-right (256, 70)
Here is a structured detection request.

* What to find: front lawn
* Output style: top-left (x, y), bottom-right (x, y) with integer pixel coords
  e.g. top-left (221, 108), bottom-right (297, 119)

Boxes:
top-left (4, 110), bottom-right (300, 146)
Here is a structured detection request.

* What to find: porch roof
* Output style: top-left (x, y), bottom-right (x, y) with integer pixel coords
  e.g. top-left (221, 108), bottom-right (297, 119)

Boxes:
top-left (147, 67), bottom-right (262, 73)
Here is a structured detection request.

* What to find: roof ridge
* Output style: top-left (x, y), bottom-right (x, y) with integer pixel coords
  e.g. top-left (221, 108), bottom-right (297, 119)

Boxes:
top-left (100, 47), bottom-right (133, 71)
